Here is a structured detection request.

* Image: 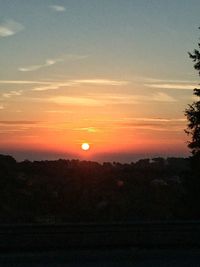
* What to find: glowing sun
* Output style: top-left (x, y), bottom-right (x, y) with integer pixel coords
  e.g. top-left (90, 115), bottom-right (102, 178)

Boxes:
top-left (81, 143), bottom-right (90, 151)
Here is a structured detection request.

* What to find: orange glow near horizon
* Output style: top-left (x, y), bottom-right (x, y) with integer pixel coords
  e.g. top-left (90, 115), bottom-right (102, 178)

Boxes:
top-left (0, 82), bottom-right (189, 161)
top-left (0, 117), bottom-right (188, 160)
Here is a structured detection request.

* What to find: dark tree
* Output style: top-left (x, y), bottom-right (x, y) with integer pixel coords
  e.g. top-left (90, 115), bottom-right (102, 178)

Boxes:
top-left (184, 29), bottom-right (200, 218)
top-left (185, 29), bottom-right (200, 160)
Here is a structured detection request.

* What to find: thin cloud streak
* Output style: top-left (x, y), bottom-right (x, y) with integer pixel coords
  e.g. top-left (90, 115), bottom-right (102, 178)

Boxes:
top-left (49, 96), bottom-right (101, 106)
top-left (0, 20), bottom-right (24, 37)
top-left (0, 79), bottom-right (176, 104)
top-left (2, 90), bottom-right (23, 98)
top-left (150, 92), bottom-right (176, 102)
top-left (145, 83), bottom-right (196, 90)
top-left (32, 79), bottom-right (129, 91)
top-left (143, 77), bottom-right (198, 84)
top-left (49, 5), bottom-right (66, 12)
top-left (0, 121), bottom-right (38, 125)
top-left (19, 59), bottom-right (63, 72)
top-left (32, 82), bottom-right (75, 91)
top-left (72, 79), bottom-right (129, 86)
top-left (132, 117), bottom-right (186, 122)
top-left (0, 79), bottom-right (128, 90)
top-left (46, 91), bottom-right (176, 107)
top-left (45, 110), bottom-right (73, 114)
top-left (18, 54), bottom-right (87, 72)
top-left (73, 127), bottom-right (99, 133)
top-left (0, 80), bottom-right (50, 85)
top-left (114, 121), bottom-right (185, 132)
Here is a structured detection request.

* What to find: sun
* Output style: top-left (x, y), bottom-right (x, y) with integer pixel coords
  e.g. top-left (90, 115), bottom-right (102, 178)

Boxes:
top-left (81, 143), bottom-right (90, 151)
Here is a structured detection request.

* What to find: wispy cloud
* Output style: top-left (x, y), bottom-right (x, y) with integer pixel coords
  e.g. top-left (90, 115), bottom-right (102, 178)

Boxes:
top-left (19, 59), bottom-right (62, 72)
top-left (144, 77), bottom-right (198, 90)
top-left (0, 104), bottom-right (4, 110)
top-left (0, 121), bottom-right (38, 125)
top-left (46, 91), bottom-right (176, 107)
top-left (32, 79), bottom-right (128, 91)
top-left (2, 90), bottom-right (23, 98)
top-left (0, 20), bottom-right (24, 37)
top-left (132, 117), bottom-right (186, 122)
top-left (0, 78), bottom-right (128, 92)
top-left (145, 83), bottom-right (196, 90)
top-left (119, 124), bottom-right (184, 132)
top-left (114, 117), bottom-right (186, 132)
top-left (45, 110), bottom-right (73, 114)
top-left (150, 92), bottom-right (176, 102)
top-left (49, 96), bottom-right (100, 106)
top-left (73, 127), bottom-right (99, 133)
top-left (0, 78), bottom-right (176, 105)
top-left (0, 80), bottom-right (49, 85)
top-left (49, 5), bottom-right (66, 12)
top-left (143, 77), bottom-right (198, 84)
top-left (18, 54), bottom-right (87, 72)
top-left (46, 94), bottom-right (135, 107)
top-left (32, 82), bottom-right (75, 91)
top-left (72, 79), bottom-right (129, 86)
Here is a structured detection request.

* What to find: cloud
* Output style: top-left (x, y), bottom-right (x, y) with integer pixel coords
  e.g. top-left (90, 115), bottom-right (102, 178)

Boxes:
top-left (150, 92), bottom-right (176, 102)
top-left (0, 20), bottom-right (24, 37)
top-left (0, 121), bottom-right (38, 125)
top-left (132, 117), bottom-right (186, 122)
top-left (32, 82), bottom-right (75, 91)
top-left (114, 117), bottom-right (186, 132)
top-left (144, 77), bottom-right (198, 84)
top-left (19, 59), bottom-right (62, 72)
top-left (2, 90), bottom-right (23, 98)
top-left (0, 80), bottom-right (49, 85)
top-left (73, 127), bottom-right (98, 133)
top-left (32, 79), bottom-right (128, 91)
top-left (0, 104), bottom-right (4, 110)
top-left (18, 54), bottom-right (87, 72)
top-left (49, 96), bottom-right (100, 106)
top-left (47, 91), bottom-right (175, 107)
top-left (0, 78), bottom-right (176, 106)
top-left (45, 110), bottom-right (73, 114)
top-left (72, 79), bottom-right (129, 86)
top-left (0, 78), bottom-right (128, 92)
top-left (84, 116), bottom-right (186, 133)
top-left (32, 84), bottom-right (62, 92)
top-left (49, 5), bottom-right (66, 12)
top-left (47, 93), bottom-right (137, 107)
top-left (103, 92), bottom-right (176, 104)
top-left (145, 81), bottom-right (197, 90)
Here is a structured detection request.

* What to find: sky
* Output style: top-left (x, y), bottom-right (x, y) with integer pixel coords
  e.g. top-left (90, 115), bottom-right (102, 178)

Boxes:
top-left (0, 0), bottom-right (200, 162)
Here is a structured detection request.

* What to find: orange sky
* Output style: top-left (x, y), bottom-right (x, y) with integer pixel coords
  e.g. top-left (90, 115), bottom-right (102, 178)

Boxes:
top-left (1, 1), bottom-right (199, 161)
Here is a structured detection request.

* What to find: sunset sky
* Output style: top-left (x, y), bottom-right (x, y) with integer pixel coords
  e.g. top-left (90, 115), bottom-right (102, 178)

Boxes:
top-left (1, 0), bottom-right (200, 162)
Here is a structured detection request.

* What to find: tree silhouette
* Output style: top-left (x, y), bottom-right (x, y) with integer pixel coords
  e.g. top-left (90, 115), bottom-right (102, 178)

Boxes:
top-left (185, 28), bottom-right (200, 161)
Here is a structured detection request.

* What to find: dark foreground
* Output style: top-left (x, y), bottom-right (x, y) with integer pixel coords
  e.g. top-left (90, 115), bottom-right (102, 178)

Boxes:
top-left (1, 222), bottom-right (200, 249)
top-left (0, 222), bottom-right (200, 266)
top-left (1, 248), bottom-right (200, 266)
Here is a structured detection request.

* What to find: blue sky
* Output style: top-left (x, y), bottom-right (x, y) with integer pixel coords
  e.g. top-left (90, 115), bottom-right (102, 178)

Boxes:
top-left (1, 0), bottom-right (200, 79)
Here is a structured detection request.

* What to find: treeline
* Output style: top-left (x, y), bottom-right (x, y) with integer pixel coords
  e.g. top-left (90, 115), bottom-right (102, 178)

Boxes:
top-left (0, 154), bottom-right (195, 223)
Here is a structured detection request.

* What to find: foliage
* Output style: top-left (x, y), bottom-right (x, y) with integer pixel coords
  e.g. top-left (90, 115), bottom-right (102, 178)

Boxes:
top-left (185, 31), bottom-right (200, 157)
top-left (0, 154), bottom-right (191, 223)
